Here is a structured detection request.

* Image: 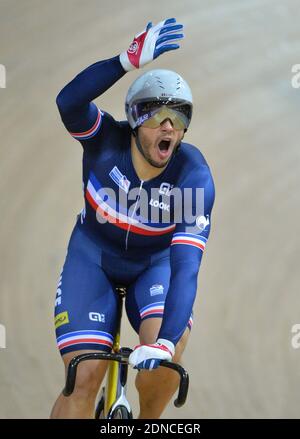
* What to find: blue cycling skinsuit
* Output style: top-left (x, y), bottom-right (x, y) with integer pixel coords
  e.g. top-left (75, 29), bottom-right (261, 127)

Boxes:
top-left (54, 56), bottom-right (215, 356)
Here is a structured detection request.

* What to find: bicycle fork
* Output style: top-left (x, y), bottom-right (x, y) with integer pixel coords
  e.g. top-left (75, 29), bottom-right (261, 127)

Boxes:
top-left (104, 347), bottom-right (132, 418)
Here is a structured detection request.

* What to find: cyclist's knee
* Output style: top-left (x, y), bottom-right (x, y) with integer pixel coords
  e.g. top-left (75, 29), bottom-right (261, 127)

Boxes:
top-left (74, 365), bottom-right (103, 398)
top-left (62, 351), bottom-right (108, 399)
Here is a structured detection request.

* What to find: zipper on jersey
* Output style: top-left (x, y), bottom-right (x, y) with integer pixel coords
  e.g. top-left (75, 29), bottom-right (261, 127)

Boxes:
top-left (125, 179), bottom-right (144, 251)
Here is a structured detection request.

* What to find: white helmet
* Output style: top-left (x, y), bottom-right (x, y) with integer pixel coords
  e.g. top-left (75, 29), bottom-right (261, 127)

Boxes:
top-left (125, 69), bottom-right (193, 130)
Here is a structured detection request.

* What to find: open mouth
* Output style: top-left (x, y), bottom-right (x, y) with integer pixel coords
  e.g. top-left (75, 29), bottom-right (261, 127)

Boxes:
top-left (158, 140), bottom-right (171, 152)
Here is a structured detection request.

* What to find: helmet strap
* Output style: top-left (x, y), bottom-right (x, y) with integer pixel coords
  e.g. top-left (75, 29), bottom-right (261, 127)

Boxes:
top-left (132, 129), bottom-right (149, 163)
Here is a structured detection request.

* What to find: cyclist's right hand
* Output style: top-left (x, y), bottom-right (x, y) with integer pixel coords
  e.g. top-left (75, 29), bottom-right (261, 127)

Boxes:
top-left (129, 338), bottom-right (175, 370)
top-left (119, 18), bottom-right (184, 71)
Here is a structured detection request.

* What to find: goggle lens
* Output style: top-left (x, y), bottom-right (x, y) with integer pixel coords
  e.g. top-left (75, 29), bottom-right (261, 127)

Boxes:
top-left (133, 101), bottom-right (192, 130)
top-left (142, 107), bottom-right (187, 130)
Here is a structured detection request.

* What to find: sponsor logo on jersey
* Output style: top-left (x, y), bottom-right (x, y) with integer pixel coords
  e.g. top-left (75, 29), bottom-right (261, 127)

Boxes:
top-left (55, 311), bottom-right (69, 329)
top-left (150, 284), bottom-right (164, 296)
top-left (159, 182), bottom-right (173, 196)
top-left (89, 312), bottom-right (105, 323)
top-left (149, 198), bottom-right (170, 211)
top-left (196, 215), bottom-right (210, 232)
top-left (109, 166), bottom-right (131, 193)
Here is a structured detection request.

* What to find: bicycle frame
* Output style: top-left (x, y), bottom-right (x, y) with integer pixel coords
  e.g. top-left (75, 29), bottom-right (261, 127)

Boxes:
top-left (62, 286), bottom-right (189, 418)
top-left (103, 286), bottom-right (131, 417)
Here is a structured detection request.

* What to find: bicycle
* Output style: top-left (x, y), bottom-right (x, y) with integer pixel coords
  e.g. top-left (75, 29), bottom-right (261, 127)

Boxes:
top-left (62, 285), bottom-right (189, 419)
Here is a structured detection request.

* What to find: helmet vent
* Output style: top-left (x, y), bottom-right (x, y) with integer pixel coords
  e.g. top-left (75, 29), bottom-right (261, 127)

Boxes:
top-left (155, 77), bottom-right (165, 89)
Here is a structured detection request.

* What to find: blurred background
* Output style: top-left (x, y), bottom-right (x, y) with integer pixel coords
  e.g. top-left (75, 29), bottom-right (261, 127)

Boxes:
top-left (0, 0), bottom-right (300, 418)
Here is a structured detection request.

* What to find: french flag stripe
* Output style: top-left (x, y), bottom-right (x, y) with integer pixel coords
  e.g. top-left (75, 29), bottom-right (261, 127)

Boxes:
top-left (57, 330), bottom-right (113, 343)
top-left (140, 303), bottom-right (165, 318)
top-left (70, 109), bottom-right (102, 139)
top-left (171, 239), bottom-right (205, 250)
top-left (58, 338), bottom-right (113, 350)
top-left (173, 233), bottom-right (208, 243)
top-left (57, 334), bottom-right (113, 345)
top-left (140, 302), bottom-right (165, 313)
top-left (86, 173), bottom-right (175, 232)
top-left (171, 233), bottom-right (207, 250)
top-left (86, 180), bottom-right (176, 236)
top-left (141, 309), bottom-right (164, 318)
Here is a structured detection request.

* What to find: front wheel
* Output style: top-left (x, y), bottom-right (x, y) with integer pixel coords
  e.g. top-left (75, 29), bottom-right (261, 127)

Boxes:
top-left (110, 405), bottom-right (133, 419)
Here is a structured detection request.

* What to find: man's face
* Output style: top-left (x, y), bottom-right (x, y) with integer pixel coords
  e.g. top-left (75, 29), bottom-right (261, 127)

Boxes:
top-left (137, 119), bottom-right (184, 168)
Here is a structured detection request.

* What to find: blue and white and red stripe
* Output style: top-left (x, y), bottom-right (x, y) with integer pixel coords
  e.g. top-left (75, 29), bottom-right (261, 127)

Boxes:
top-left (171, 233), bottom-right (207, 251)
top-left (85, 172), bottom-right (176, 236)
top-left (57, 330), bottom-right (113, 351)
top-left (140, 302), bottom-right (165, 320)
top-left (69, 108), bottom-right (103, 140)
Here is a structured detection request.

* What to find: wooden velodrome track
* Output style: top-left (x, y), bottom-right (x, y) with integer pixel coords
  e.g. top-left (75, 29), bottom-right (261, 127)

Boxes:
top-left (1, 0), bottom-right (300, 418)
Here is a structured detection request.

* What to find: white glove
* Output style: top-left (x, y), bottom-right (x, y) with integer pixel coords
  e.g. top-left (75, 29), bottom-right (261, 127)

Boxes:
top-left (119, 18), bottom-right (184, 71)
top-left (129, 338), bottom-right (175, 370)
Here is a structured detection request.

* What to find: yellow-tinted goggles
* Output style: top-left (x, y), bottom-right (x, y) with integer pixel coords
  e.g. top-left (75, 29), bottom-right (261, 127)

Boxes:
top-left (142, 106), bottom-right (187, 130)
top-left (133, 101), bottom-right (192, 131)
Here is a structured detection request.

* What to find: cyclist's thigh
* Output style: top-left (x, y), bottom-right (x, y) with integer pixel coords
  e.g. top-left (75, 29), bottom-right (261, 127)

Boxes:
top-left (61, 349), bottom-right (109, 392)
top-left (61, 349), bottom-right (109, 368)
top-left (54, 231), bottom-right (118, 357)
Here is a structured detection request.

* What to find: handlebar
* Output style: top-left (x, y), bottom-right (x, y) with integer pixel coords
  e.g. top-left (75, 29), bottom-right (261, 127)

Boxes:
top-left (62, 349), bottom-right (189, 408)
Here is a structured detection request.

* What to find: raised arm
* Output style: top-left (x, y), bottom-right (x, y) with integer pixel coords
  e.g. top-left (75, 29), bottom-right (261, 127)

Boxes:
top-left (56, 56), bottom-right (125, 139)
top-left (56, 18), bottom-right (184, 142)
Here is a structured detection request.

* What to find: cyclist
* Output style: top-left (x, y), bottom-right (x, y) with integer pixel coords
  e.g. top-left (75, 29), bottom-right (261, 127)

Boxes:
top-left (51, 18), bottom-right (215, 419)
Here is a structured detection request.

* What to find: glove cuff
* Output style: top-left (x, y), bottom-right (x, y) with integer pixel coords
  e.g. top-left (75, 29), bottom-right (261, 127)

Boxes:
top-left (156, 338), bottom-right (175, 356)
top-left (119, 52), bottom-right (135, 72)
